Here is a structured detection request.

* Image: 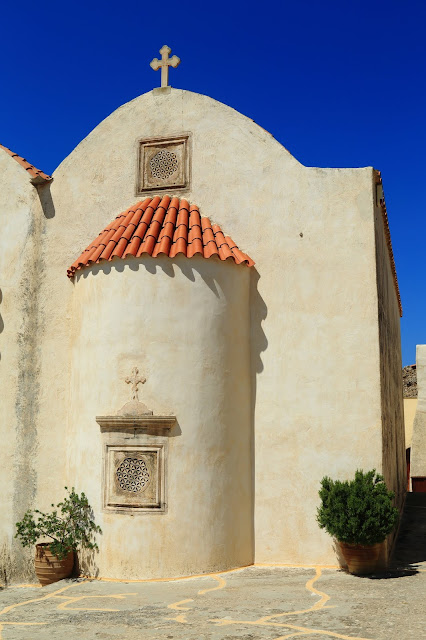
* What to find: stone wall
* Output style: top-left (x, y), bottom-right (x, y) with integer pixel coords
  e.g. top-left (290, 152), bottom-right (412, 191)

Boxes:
top-left (403, 364), bottom-right (417, 398)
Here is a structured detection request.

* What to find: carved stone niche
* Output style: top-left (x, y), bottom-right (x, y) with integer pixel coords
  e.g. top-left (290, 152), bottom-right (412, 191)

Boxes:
top-left (97, 417), bottom-right (176, 514)
top-left (97, 368), bottom-right (176, 514)
top-left (136, 134), bottom-right (190, 194)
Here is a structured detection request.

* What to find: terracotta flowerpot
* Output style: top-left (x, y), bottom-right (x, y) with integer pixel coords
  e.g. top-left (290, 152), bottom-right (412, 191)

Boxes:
top-left (35, 543), bottom-right (74, 586)
top-left (339, 541), bottom-right (382, 575)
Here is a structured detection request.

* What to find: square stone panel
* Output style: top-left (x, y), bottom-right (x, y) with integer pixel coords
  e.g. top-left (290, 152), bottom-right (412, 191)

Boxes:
top-left (136, 135), bottom-right (190, 194)
top-left (104, 444), bottom-right (165, 513)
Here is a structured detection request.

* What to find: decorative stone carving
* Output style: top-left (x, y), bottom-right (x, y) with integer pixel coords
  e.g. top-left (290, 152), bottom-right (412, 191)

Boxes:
top-left (121, 367), bottom-right (152, 416)
top-left (97, 368), bottom-right (176, 513)
top-left (97, 414), bottom-right (175, 430)
top-left (150, 45), bottom-right (180, 88)
top-left (136, 134), bottom-right (190, 194)
top-left (103, 444), bottom-right (166, 512)
top-left (116, 456), bottom-right (150, 492)
top-left (150, 149), bottom-right (178, 179)
top-left (125, 367), bottom-right (146, 401)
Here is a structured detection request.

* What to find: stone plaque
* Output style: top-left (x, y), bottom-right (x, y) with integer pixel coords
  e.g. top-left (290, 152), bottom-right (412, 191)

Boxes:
top-left (104, 444), bottom-right (165, 513)
top-left (136, 135), bottom-right (190, 194)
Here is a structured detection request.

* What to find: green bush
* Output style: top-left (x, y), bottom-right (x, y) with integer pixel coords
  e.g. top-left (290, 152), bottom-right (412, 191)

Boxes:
top-left (15, 487), bottom-right (102, 560)
top-left (316, 469), bottom-right (399, 546)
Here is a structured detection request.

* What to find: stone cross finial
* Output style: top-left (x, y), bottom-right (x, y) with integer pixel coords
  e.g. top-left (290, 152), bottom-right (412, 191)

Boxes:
top-left (125, 367), bottom-right (146, 402)
top-left (150, 45), bottom-right (180, 88)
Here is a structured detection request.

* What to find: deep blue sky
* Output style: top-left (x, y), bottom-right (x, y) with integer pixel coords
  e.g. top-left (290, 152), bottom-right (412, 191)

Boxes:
top-left (1, 1), bottom-right (425, 365)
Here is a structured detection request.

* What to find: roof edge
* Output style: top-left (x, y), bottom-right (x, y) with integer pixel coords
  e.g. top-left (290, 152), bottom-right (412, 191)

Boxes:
top-left (374, 170), bottom-right (402, 318)
top-left (0, 144), bottom-right (52, 183)
top-left (67, 195), bottom-right (255, 279)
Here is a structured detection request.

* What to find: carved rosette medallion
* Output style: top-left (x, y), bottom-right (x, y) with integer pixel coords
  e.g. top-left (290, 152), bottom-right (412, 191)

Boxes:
top-left (137, 135), bottom-right (190, 194)
top-left (116, 457), bottom-right (150, 492)
top-left (150, 150), bottom-right (178, 179)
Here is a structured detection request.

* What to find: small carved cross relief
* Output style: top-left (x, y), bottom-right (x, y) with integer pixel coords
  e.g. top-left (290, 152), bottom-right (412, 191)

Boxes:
top-left (150, 45), bottom-right (180, 88)
top-left (125, 367), bottom-right (146, 402)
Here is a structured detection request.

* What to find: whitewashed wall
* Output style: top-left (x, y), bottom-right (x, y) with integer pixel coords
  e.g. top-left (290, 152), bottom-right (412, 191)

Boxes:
top-left (0, 88), bottom-right (405, 580)
top-left (67, 256), bottom-right (252, 578)
top-left (0, 153), bottom-right (42, 582)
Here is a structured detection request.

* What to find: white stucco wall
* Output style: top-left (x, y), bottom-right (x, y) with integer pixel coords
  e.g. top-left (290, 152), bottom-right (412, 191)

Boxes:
top-left (411, 346), bottom-right (426, 478)
top-left (252, 167), bottom-right (388, 564)
top-left (0, 151), bottom-right (42, 582)
top-left (404, 398), bottom-right (417, 449)
top-left (67, 255), bottom-right (252, 579)
top-left (1, 88), bottom-right (404, 580)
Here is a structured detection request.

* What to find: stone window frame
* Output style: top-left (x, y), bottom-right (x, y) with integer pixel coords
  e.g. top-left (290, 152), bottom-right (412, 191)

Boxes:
top-left (97, 414), bottom-right (175, 515)
top-left (103, 442), bottom-right (167, 515)
top-left (135, 133), bottom-right (191, 196)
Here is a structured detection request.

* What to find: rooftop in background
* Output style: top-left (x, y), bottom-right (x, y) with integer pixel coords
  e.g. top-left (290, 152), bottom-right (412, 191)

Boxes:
top-left (0, 143), bottom-right (52, 184)
top-left (403, 364), bottom-right (417, 398)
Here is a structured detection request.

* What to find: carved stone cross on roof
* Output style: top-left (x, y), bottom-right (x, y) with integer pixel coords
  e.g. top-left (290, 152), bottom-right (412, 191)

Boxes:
top-left (125, 367), bottom-right (146, 402)
top-left (150, 45), bottom-right (180, 88)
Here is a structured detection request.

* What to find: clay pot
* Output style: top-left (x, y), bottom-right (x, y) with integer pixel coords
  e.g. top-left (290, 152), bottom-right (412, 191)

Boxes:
top-left (35, 543), bottom-right (74, 586)
top-left (339, 541), bottom-right (382, 576)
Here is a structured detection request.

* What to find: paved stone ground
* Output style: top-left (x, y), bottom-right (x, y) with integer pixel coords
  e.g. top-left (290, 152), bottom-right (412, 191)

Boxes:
top-left (1, 494), bottom-right (425, 640)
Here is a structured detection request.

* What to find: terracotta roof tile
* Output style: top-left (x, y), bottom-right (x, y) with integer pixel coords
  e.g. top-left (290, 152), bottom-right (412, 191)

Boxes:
top-left (67, 196), bottom-right (255, 278)
top-left (0, 144), bottom-right (52, 183)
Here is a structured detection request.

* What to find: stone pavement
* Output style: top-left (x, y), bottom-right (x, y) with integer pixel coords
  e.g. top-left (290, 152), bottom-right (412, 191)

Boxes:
top-left (1, 563), bottom-right (425, 640)
top-left (1, 495), bottom-right (425, 640)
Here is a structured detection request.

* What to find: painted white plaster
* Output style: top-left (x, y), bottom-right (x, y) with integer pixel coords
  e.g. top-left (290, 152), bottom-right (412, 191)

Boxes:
top-left (67, 256), bottom-right (252, 578)
top-left (411, 345), bottom-right (426, 478)
top-left (404, 398), bottom-right (417, 449)
top-left (0, 88), bottom-right (405, 580)
top-left (0, 150), bottom-right (40, 581)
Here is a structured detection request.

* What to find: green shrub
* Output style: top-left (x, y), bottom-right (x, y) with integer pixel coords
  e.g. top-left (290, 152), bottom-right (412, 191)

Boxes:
top-left (316, 469), bottom-right (399, 545)
top-left (15, 487), bottom-right (102, 560)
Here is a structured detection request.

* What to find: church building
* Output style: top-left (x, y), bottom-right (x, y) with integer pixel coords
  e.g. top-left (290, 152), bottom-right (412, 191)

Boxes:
top-left (0, 47), bottom-right (406, 582)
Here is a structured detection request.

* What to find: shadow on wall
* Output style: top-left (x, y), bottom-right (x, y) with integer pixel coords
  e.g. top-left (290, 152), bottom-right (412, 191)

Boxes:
top-left (390, 493), bottom-right (426, 571)
top-left (250, 268), bottom-right (268, 558)
top-left (36, 182), bottom-right (55, 219)
top-left (250, 269), bottom-right (267, 377)
top-left (76, 259), bottom-right (268, 378)
top-left (76, 257), bottom-right (269, 416)
top-left (78, 255), bottom-right (223, 299)
top-left (75, 547), bottom-right (100, 579)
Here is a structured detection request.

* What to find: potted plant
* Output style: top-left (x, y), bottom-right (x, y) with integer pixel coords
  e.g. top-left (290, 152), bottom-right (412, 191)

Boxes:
top-left (317, 469), bottom-right (399, 575)
top-left (15, 487), bottom-right (102, 586)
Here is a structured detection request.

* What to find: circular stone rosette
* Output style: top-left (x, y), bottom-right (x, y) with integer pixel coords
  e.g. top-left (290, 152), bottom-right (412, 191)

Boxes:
top-left (150, 149), bottom-right (178, 179)
top-left (116, 457), bottom-right (150, 493)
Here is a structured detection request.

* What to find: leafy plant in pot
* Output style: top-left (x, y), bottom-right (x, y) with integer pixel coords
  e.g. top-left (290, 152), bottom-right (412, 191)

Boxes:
top-left (15, 487), bottom-right (102, 586)
top-left (317, 469), bottom-right (399, 575)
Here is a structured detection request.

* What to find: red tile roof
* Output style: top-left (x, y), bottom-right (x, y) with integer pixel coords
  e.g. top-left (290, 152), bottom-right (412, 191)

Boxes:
top-left (67, 196), bottom-right (255, 278)
top-left (0, 144), bottom-right (52, 183)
